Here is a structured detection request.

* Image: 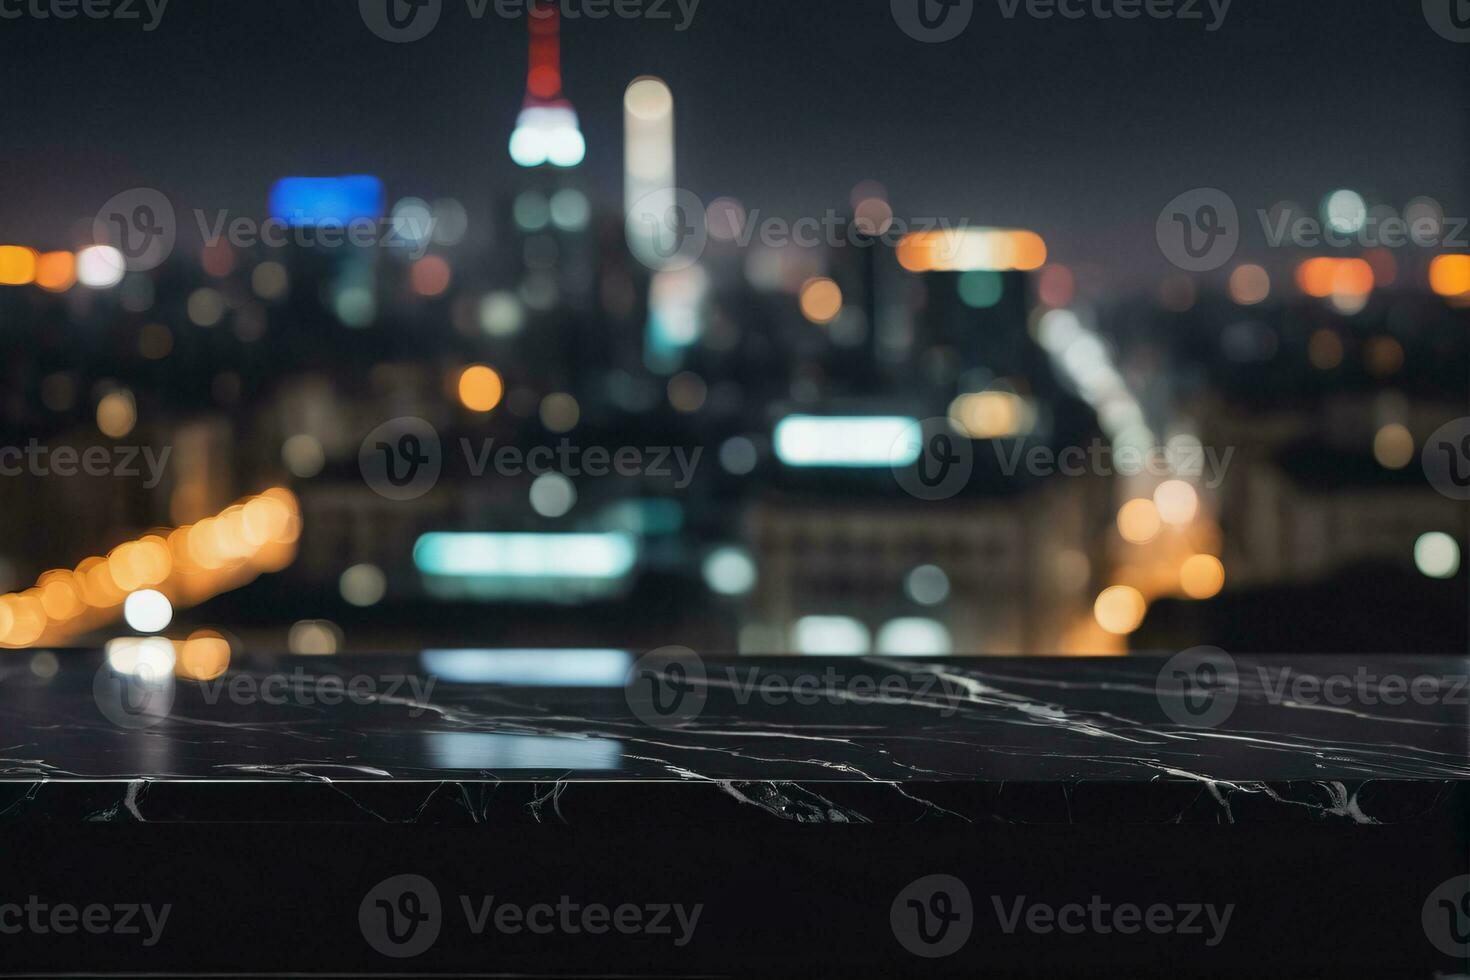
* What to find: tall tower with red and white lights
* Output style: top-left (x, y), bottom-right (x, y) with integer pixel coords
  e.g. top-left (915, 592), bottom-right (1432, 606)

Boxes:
top-left (509, 1), bottom-right (585, 169)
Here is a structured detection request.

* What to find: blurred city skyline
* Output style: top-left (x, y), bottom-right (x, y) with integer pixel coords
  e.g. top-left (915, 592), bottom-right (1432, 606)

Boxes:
top-left (0, 0), bottom-right (1465, 660)
top-left (2, 1), bottom-right (1467, 288)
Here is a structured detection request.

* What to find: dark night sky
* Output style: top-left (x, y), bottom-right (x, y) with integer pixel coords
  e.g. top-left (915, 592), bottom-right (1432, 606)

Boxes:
top-left (2, 1), bottom-right (1466, 282)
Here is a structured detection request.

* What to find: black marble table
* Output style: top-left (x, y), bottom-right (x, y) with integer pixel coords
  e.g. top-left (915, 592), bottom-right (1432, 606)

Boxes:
top-left (0, 649), bottom-right (1466, 977)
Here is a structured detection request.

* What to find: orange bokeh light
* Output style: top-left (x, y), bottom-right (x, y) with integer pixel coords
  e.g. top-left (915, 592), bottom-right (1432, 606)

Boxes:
top-left (0, 246), bottom-right (37, 286)
top-left (897, 229), bottom-right (1047, 273)
top-left (1296, 257), bottom-right (1373, 298)
top-left (798, 277), bottom-right (843, 324)
top-left (457, 364), bottom-right (505, 413)
top-left (34, 251), bottom-right (76, 292)
top-left (1429, 255), bottom-right (1470, 297)
top-left (1, 489), bottom-right (302, 648)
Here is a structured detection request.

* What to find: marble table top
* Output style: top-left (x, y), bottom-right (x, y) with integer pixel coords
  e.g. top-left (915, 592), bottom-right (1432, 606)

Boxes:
top-left (2, 649), bottom-right (1466, 824)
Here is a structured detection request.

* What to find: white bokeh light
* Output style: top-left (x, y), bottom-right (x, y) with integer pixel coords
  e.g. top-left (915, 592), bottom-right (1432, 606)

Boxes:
top-left (123, 589), bottom-right (173, 634)
top-left (702, 547), bottom-right (757, 596)
top-left (1414, 533), bottom-right (1461, 580)
top-left (76, 246), bottom-right (126, 288)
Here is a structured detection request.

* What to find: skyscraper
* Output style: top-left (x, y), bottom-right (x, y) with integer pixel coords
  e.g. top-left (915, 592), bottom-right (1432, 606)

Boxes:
top-left (508, 1), bottom-right (585, 170)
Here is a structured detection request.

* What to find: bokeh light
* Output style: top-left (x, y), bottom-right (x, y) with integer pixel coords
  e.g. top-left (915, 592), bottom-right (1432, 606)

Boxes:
top-left (123, 589), bottom-right (173, 634)
top-left (0, 246), bottom-right (37, 285)
top-left (1117, 499), bottom-right (1162, 544)
top-left (905, 565), bottom-right (950, 607)
top-left (703, 547), bottom-right (757, 596)
top-left (799, 277), bottom-right (843, 324)
top-left (1414, 533), bottom-right (1461, 579)
top-left (458, 365), bottom-right (505, 413)
top-left (340, 564), bottom-right (388, 607)
top-left (1094, 586), bottom-right (1147, 635)
top-left (1372, 423), bottom-right (1414, 470)
top-left (96, 390), bottom-right (137, 438)
top-left (529, 473), bottom-right (578, 519)
top-left (1228, 264), bottom-right (1270, 305)
top-left (1180, 555), bottom-right (1226, 599)
top-left (1153, 480), bottom-right (1200, 526)
top-left (540, 392), bottom-right (580, 433)
top-left (76, 246), bottom-right (125, 288)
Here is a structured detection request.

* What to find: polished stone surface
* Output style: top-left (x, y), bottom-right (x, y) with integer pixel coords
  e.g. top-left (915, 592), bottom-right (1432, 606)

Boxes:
top-left (1, 650), bottom-right (1466, 824)
top-left (1, 650), bottom-right (1466, 977)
